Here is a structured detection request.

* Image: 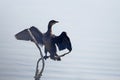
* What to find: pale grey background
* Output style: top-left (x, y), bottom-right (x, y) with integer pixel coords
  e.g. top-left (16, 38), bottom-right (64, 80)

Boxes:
top-left (0, 0), bottom-right (120, 80)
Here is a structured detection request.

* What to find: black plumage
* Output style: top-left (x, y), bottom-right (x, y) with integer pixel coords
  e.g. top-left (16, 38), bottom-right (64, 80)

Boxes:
top-left (15, 20), bottom-right (72, 61)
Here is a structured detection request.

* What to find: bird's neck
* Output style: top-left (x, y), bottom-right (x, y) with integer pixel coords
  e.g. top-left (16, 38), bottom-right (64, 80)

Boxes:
top-left (47, 24), bottom-right (52, 34)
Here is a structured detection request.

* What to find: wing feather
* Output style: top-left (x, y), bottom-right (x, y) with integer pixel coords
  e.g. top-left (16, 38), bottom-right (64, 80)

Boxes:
top-left (15, 26), bottom-right (43, 46)
top-left (15, 29), bottom-right (32, 41)
top-left (53, 32), bottom-right (72, 52)
top-left (29, 26), bottom-right (43, 45)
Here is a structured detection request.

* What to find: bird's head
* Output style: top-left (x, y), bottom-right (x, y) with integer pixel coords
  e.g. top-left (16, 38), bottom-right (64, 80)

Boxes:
top-left (49, 20), bottom-right (59, 26)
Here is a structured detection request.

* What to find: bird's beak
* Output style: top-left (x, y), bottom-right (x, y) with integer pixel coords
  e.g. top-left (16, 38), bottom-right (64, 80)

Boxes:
top-left (55, 21), bottom-right (59, 23)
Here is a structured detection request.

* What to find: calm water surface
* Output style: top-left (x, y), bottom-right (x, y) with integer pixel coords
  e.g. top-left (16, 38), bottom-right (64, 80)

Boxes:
top-left (0, 0), bottom-right (120, 80)
top-left (0, 28), bottom-right (120, 80)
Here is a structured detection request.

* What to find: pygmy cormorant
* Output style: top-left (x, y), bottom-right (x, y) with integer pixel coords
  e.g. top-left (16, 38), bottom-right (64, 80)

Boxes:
top-left (15, 20), bottom-right (72, 61)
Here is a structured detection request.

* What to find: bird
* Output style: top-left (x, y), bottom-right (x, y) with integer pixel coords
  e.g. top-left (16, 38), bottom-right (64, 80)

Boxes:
top-left (15, 20), bottom-right (72, 61)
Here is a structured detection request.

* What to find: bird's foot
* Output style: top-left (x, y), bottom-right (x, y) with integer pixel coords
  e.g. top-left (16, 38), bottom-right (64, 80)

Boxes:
top-left (49, 56), bottom-right (61, 61)
top-left (44, 56), bottom-right (49, 60)
top-left (55, 56), bottom-right (61, 61)
top-left (50, 56), bottom-right (58, 61)
top-left (50, 57), bottom-right (56, 61)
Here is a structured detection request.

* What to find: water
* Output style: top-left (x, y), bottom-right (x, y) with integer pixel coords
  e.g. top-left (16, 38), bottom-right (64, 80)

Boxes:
top-left (0, 0), bottom-right (120, 80)
top-left (0, 27), bottom-right (120, 80)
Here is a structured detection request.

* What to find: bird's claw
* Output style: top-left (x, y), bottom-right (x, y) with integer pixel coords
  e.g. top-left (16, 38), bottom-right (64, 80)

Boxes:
top-left (44, 56), bottom-right (49, 60)
top-left (44, 55), bottom-right (61, 61)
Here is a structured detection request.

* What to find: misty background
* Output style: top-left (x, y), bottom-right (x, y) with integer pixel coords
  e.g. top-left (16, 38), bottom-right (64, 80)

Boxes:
top-left (0, 0), bottom-right (120, 80)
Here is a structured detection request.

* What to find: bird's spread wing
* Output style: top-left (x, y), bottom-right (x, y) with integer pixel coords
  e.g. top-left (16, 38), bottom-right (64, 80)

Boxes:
top-left (29, 26), bottom-right (43, 45)
top-left (53, 32), bottom-right (72, 52)
top-left (15, 26), bottom-right (43, 46)
top-left (15, 28), bottom-right (32, 41)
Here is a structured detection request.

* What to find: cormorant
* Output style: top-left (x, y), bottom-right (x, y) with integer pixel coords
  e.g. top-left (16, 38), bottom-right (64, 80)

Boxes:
top-left (15, 20), bottom-right (72, 61)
